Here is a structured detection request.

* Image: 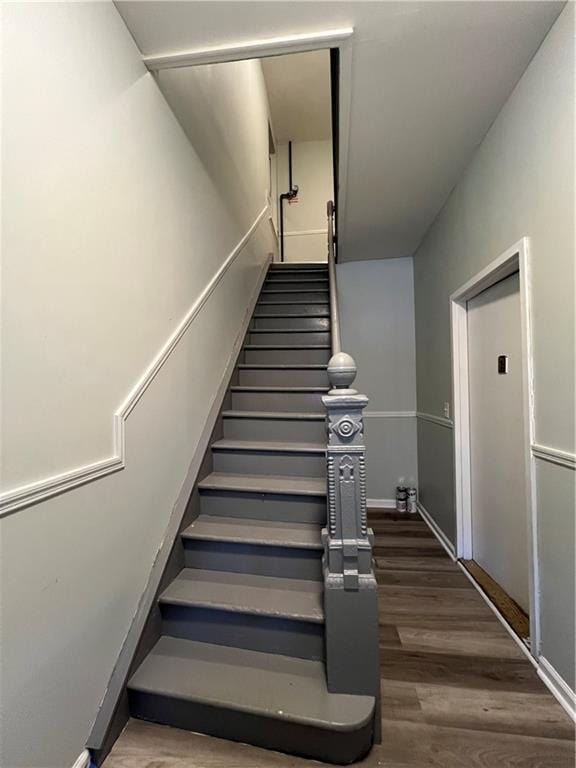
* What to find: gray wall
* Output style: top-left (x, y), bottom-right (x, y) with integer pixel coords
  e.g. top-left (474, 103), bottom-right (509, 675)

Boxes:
top-left (413, 6), bottom-right (574, 689)
top-left (337, 257), bottom-right (417, 501)
top-left (0, 4), bottom-right (273, 767)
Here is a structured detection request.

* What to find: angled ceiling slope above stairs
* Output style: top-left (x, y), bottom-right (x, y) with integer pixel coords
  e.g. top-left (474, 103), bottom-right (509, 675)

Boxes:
top-left (116, 1), bottom-right (564, 261)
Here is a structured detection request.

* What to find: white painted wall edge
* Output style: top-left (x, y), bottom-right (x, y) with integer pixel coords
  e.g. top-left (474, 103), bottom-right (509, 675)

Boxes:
top-left (531, 443), bottom-right (576, 469)
top-left (538, 656), bottom-right (576, 722)
top-left (365, 411), bottom-right (416, 419)
top-left (416, 411), bottom-right (453, 428)
top-left (71, 749), bottom-right (91, 768)
top-left (143, 28), bottom-right (354, 70)
top-left (87, 253), bottom-right (272, 756)
top-left (0, 206), bottom-right (269, 518)
top-left (284, 229), bottom-right (328, 238)
top-left (417, 501), bottom-right (456, 560)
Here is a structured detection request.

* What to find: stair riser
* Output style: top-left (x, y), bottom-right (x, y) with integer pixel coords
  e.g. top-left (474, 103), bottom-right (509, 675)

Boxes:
top-left (199, 490), bottom-right (326, 524)
top-left (238, 368), bottom-right (329, 386)
top-left (260, 291), bottom-right (329, 302)
top-left (265, 275), bottom-right (328, 284)
top-left (160, 605), bottom-right (324, 661)
top-left (270, 264), bottom-right (327, 272)
top-left (251, 316), bottom-right (330, 330)
top-left (264, 279), bottom-right (329, 289)
top-left (244, 348), bottom-right (331, 364)
top-left (128, 692), bottom-right (373, 765)
top-left (212, 449), bottom-right (325, 477)
top-left (249, 331), bottom-right (330, 346)
top-left (183, 540), bottom-right (323, 580)
top-left (255, 303), bottom-right (329, 316)
top-left (223, 417), bottom-right (326, 442)
top-left (231, 391), bottom-right (326, 412)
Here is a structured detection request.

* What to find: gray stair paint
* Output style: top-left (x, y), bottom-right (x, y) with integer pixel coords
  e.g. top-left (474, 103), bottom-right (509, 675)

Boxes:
top-left (255, 302), bottom-right (329, 316)
top-left (159, 569), bottom-right (324, 660)
top-left (249, 329), bottom-right (330, 345)
top-left (222, 410), bottom-right (327, 442)
top-left (230, 385), bottom-right (328, 412)
top-left (243, 345), bottom-right (331, 364)
top-left (127, 264), bottom-right (375, 763)
top-left (128, 637), bottom-right (374, 764)
top-left (238, 364), bottom-right (329, 387)
top-left (251, 315), bottom-right (330, 330)
top-left (211, 440), bottom-right (325, 477)
top-left (259, 289), bottom-right (329, 302)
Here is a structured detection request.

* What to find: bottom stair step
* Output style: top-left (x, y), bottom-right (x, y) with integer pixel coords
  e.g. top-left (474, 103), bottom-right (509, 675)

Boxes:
top-left (128, 637), bottom-right (375, 764)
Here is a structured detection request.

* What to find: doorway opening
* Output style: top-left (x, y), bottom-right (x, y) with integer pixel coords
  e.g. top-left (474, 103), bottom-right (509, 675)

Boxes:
top-left (451, 239), bottom-right (538, 651)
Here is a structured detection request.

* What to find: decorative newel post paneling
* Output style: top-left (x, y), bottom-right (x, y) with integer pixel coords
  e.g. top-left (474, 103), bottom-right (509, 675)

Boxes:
top-left (322, 353), bottom-right (380, 696)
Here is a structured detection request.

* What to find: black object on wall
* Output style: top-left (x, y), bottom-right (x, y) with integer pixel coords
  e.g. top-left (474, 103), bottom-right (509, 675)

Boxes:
top-left (330, 47), bottom-right (340, 262)
top-left (279, 140), bottom-right (298, 262)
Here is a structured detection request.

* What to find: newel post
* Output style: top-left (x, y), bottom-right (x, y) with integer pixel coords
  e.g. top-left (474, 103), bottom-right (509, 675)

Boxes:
top-left (322, 352), bottom-right (380, 696)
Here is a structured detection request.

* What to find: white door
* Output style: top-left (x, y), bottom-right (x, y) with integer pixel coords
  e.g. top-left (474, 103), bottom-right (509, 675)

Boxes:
top-left (467, 272), bottom-right (529, 610)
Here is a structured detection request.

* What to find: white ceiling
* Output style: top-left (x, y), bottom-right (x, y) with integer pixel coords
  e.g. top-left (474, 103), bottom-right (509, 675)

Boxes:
top-left (116, 1), bottom-right (564, 261)
top-left (262, 50), bottom-right (331, 144)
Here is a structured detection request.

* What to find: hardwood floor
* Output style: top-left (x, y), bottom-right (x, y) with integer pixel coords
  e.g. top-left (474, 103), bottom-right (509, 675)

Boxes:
top-left (102, 509), bottom-right (574, 768)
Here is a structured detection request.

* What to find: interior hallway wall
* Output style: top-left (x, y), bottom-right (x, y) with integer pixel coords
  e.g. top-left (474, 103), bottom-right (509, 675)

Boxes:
top-left (0, 4), bottom-right (274, 767)
top-left (413, 5), bottom-right (574, 691)
top-left (337, 258), bottom-right (418, 502)
top-left (277, 140), bottom-right (333, 261)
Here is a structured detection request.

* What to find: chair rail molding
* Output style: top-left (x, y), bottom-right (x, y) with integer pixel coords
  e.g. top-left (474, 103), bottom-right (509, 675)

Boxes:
top-left (365, 411), bottom-right (416, 419)
top-left (531, 443), bottom-right (575, 470)
top-left (0, 205), bottom-right (270, 518)
top-left (416, 411), bottom-right (453, 428)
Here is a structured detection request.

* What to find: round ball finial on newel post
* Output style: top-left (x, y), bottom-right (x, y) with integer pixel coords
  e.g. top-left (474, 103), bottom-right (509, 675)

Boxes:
top-left (327, 351), bottom-right (358, 395)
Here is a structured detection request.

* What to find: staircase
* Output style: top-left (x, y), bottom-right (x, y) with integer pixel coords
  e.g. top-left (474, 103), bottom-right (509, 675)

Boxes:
top-left (126, 262), bottom-right (376, 764)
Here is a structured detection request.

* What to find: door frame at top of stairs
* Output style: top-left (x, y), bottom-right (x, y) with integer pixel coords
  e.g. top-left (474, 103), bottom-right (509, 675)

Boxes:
top-left (449, 237), bottom-right (539, 657)
top-left (141, 28), bottom-right (354, 264)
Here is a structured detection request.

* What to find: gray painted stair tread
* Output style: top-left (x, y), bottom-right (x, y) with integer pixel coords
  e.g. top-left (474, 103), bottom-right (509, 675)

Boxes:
top-left (230, 386), bottom-right (329, 393)
top-left (222, 410), bottom-right (325, 420)
top-left (129, 636), bottom-right (374, 731)
top-left (238, 364), bottom-right (327, 369)
top-left (243, 345), bottom-right (331, 350)
top-left (182, 514), bottom-right (323, 549)
top-left (250, 328), bottom-right (329, 333)
top-left (212, 439), bottom-right (325, 454)
top-left (254, 315), bottom-right (330, 319)
top-left (198, 473), bottom-right (326, 496)
top-left (160, 569), bottom-right (324, 623)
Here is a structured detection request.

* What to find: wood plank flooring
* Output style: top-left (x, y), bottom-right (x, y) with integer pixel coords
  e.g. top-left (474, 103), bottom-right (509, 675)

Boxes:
top-left (102, 509), bottom-right (574, 768)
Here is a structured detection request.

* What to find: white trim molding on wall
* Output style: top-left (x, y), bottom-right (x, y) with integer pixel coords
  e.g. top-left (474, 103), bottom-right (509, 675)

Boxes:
top-left (365, 411), bottom-right (416, 420)
top-left (0, 205), bottom-right (270, 518)
top-left (417, 501), bottom-right (456, 560)
top-left (284, 229), bottom-right (328, 238)
top-left (142, 28), bottom-right (354, 70)
top-left (538, 656), bottom-right (576, 722)
top-left (449, 237), bottom-right (541, 656)
top-left (71, 749), bottom-right (91, 768)
top-left (416, 411), bottom-right (453, 428)
top-left (531, 443), bottom-right (576, 470)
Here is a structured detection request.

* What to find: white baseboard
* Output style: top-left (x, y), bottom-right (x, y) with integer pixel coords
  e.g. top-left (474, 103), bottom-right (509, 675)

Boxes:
top-left (367, 498), bottom-right (396, 509)
top-left (71, 749), bottom-right (91, 768)
top-left (416, 501), bottom-right (456, 560)
top-left (538, 656), bottom-right (576, 721)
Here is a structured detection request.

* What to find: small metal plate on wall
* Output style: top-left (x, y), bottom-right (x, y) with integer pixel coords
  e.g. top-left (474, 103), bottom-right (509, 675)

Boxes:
top-left (498, 355), bottom-right (509, 374)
